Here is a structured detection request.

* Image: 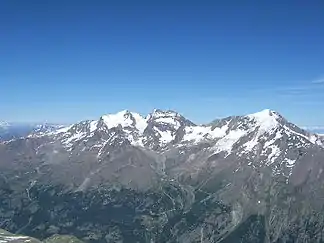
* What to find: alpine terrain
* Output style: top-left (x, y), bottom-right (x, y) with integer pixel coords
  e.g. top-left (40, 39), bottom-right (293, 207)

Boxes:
top-left (0, 122), bottom-right (64, 142)
top-left (0, 109), bottom-right (324, 243)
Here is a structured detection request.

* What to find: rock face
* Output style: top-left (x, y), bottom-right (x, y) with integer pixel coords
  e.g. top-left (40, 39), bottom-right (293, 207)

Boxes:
top-left (0, 109), bottom-right (324, 242)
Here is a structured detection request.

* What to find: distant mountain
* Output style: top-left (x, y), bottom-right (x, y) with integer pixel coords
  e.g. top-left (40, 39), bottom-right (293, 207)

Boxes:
top-left (0, 109), bottom-right (324, 242)
top-left (0, 122), bottom-right (66, 141)
top-left (0, 121), bottom-right (10, 127)
top-left (304, 126), bottom-right (324, 136)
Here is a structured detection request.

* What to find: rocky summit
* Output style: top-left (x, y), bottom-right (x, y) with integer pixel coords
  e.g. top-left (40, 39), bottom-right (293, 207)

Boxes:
top-left (1, 109), bottom-right (324, 243)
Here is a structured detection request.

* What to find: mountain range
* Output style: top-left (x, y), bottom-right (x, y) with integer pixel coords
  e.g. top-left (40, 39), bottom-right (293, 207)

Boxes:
top-left (1, 109), bottom-right (324, 242)
top-left (0, 122), bottom-right (65, 141)
top-left (304, 127), bottom-right (324, 136)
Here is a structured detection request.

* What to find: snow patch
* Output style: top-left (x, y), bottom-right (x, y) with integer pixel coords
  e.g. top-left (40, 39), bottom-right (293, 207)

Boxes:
top-left (264, 130), bottom-right (283, 148)
top-left (264, 144), bottom-right (281, 165)
top-left (183, 124), bottom-right (228, 143)
top-left (214, 129), bottom-right (247, 153)
top-left (247, 109), bottom-right (279, 135)
top-left (102, 110), bottom-right (134, 129)
top-left (90, 121), bottom-right (98, 132)
top-left (155, 128), bottom-right (174, 144)
top-left (209, 125), bottom-right (228, 138)
top-left (183, 126), bottom-right (211, 143)
top-left (101, 110), bottom-right (148, 133)
top-left (243, 138), bottom-right (259, 152)
top-left (63, 132), bottom-right (86, 146)
top-left (285, 158), bottom-right (296, 168)
top-left (132, 112), bottom-right (148, 133)
top-left (284, 125), bottom-right (323, 146)
top-left (53, 125), bottom-right (72, 134)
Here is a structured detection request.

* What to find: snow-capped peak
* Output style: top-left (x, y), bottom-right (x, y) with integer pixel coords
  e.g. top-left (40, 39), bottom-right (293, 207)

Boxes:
top-left (247, 108), bottom-right (277, 118)
top-left (130, 112), bottom-right (148, 133)
top-left (18, 108), bottom-right (324, 184)
top-left (47, 108), bottom-right (324, 161)
top-left (247, 109), bottom-right (280, 123)
top-left (246, 109), bottom-right (280, 134)
top-left (101, 110), bottom-right (147, 132)
top-left (0, 121), bottom-right (10, 127)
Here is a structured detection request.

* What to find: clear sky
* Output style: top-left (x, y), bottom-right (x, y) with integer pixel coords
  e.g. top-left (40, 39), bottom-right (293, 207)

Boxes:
top-left (1, 1), bottom-right (324, 126)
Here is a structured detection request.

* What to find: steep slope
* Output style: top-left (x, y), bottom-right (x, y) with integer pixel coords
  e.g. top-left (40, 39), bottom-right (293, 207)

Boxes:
top-left (169, 109), bottom-right (323, 180)
top-left (51, 109), bottom-right (195, 152)
top-left (0, 109), bottom-right (324, 242)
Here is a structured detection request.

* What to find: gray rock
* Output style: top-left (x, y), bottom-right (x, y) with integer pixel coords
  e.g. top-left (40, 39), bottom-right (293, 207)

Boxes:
top-left (0, 109), bottom-right (324, 242)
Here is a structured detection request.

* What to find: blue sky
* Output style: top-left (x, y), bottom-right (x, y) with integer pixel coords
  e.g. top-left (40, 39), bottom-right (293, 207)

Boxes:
top-left (0, 1), bottom-right (323, 126)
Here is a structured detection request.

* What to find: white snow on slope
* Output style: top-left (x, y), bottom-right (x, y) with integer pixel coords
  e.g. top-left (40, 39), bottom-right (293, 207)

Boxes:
top-left (264, 144), bottom-right (281, 165)
top-left (283, 125), bottom-right (323, 147)
top-left (309, 134), bottom-right (323, 146)
top-left (247, 109), bottom-right (279, 134)
top-left (209, 125), bottom-right (229, 138)
top-left (54, 125), bottom-right (73, 134)
top-left (242, 138), bottom-right (259, 153)
top-left (63, 131), bottom-right (86, 146)
top-left (155, 128), bottom-right (174, 144)
top-left (102, 110), bottom-right (134, 129)
top-left (285, 158), bottom-right (297, 168)
top-left (90, 121), bottom-right (98, 132)
top-left (57, 109), bottom-right (282, 151)
top-left (181, 109), bottom-right (280, 153)
top-left (101, 110), bottom-right (148, 133)
top-left (49, 108), bottom-right (324, 160)
top-left (183, 124), bottom-right (228, 143)
top-left (208, 109), bottom-right (279, 154)
top-left (131, 112), bottom-right (148, 133)
top-left (183, 126), bottom-right (211, 142)
top-left (267, 129), bottom-right (283, 143)
top-left (214, 129), bottom-right (247, 154)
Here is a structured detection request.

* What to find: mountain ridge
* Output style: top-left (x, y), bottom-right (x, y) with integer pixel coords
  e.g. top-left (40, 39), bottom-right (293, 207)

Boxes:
top-left (43, 108), bottom-right (322, 152)
top-left (0, 122), bottom-right (65, 142)
top-left (1, 108), bottom-right (324, 242)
